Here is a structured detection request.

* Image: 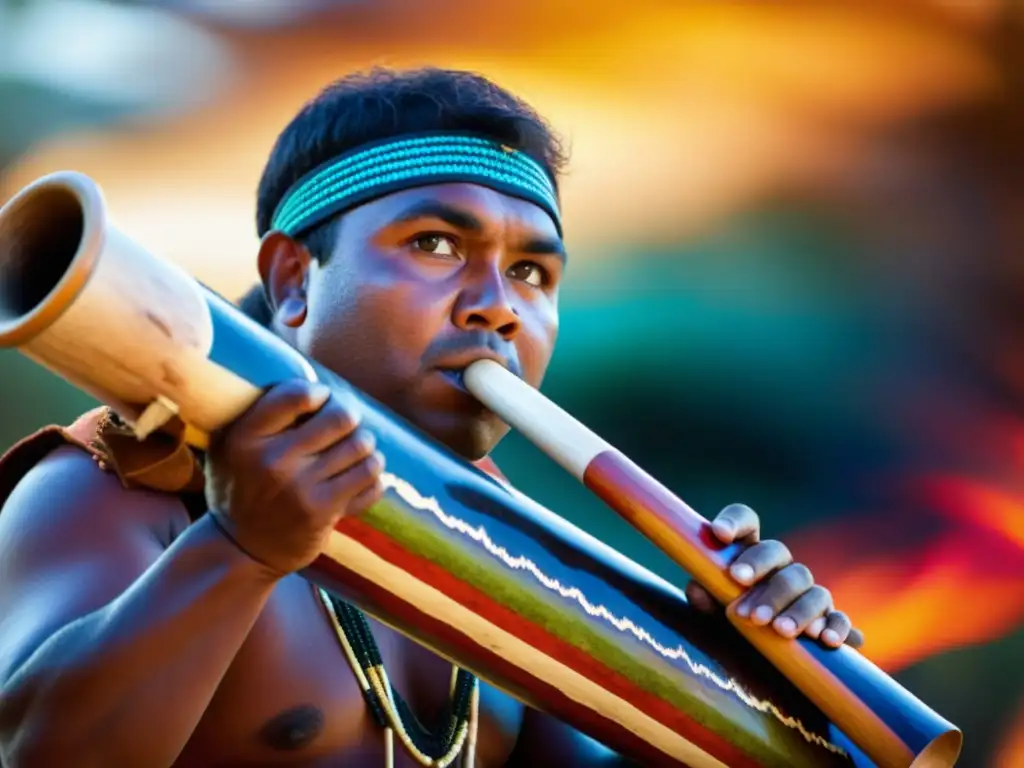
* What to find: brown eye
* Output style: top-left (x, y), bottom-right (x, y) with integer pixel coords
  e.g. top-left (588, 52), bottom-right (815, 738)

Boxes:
top-left (507, 261), bottom-right (547, 287)
top-left (412, 234), bottom-right (457, 256)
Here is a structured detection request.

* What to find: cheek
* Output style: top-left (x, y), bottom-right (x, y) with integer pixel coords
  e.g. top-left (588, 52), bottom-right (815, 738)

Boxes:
top-left (303, 280), bottom-right (449, 375)
top-left (518, 311), bottom-right (558, 385)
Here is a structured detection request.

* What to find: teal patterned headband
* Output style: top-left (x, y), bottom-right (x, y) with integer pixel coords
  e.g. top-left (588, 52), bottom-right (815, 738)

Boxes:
top-left (270, 133), bottom-right (562, 237)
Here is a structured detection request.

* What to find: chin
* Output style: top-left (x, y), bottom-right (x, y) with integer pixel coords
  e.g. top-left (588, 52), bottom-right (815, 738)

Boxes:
top-left (438, 429), bottom-right (493, 463)
top-left (432, 419), bottom-right (508, 463)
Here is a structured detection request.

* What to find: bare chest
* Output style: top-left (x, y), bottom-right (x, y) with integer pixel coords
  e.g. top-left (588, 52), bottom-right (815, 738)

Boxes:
top-left (175, 575), bottom-right (525, 767)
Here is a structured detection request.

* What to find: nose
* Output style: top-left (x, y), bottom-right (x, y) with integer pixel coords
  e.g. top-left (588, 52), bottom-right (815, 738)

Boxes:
top-left (452, 266), bottom-right (521, 340)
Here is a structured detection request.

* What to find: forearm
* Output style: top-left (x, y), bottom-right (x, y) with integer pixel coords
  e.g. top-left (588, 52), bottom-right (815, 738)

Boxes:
top-left (0, 514), bottom-right (279, 767)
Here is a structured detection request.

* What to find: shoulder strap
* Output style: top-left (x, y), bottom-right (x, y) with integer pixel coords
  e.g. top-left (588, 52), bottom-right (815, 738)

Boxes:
top-left (92, 409), bottom-right (206, 495)
top-left (1, 402), bottom-right (511, 524)
top-left (0, 407), bottom-right (208, 521)
top-left (0, 408), bottom-right (109, 510)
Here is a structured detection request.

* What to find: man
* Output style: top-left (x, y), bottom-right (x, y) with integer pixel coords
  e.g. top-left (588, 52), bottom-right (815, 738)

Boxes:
top-left (0, 68), bottom-right (861, 767)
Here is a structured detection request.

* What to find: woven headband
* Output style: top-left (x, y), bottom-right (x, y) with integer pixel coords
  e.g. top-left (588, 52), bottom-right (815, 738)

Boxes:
top-left (270, 133), bottom-right (561, 237)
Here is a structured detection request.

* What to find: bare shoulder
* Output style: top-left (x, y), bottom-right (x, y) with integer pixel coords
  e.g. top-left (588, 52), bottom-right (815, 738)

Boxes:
top-left (0, 444), bottom-right (191, 553)
top-left (0, 444), bottom-right (192, 680)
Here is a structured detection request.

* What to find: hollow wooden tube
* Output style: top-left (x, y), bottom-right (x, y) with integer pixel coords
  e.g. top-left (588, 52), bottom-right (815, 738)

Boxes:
top-left (464, 359), bottom-right (963, 768)
top-left (0, 171), bottom-right (961, 768)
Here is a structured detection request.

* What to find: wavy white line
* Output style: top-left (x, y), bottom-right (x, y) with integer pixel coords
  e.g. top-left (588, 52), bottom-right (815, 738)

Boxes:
top-left (380, 472), bottom-right (847, 757)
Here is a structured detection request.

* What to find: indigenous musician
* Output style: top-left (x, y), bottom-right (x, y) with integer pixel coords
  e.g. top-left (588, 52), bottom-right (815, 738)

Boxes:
top-left (0, 68), bottom-right (862, 767)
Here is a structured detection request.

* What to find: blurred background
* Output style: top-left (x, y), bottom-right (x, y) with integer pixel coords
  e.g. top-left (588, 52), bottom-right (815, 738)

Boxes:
top-left (1, 0), bottom-right (1022, 764)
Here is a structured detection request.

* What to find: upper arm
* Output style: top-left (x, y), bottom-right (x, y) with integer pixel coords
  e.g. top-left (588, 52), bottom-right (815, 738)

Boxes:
top-left (507, 708), bottom-right (637, 767)
top-left (0, 446), bottom-right (191, 683)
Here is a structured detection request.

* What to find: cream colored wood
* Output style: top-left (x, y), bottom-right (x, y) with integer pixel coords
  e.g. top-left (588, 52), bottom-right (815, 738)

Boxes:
top-left (320, 527), bottom-right (729, 768)
top-left (463, 359), bottom-right (609, 481)
top-left (0, 172), bottom-right (283, 434)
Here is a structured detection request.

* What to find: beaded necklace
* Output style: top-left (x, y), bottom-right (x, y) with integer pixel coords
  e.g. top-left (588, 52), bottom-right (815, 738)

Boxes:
top-left (316, 586), bottom-right (479, 768)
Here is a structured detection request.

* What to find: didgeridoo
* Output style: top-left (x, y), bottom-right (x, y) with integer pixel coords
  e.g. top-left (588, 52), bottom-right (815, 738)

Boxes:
top-left (465, 362), bottom-right (963, 768)
top-left (0, 172), bottom-right (960, 768)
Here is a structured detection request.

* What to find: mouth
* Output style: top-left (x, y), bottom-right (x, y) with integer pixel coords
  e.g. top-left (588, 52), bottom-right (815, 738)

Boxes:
top-left (431, 347), bottom-right (517, 391)
top-left (438, 367), bottom-right (470, 393)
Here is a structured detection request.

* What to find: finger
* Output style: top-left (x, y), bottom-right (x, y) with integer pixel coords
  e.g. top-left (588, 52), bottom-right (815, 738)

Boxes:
top-left (318, 451), bottom-right (386, 514)
top-left (236, 379), bottom-right (332, 438)
top-left (346, 476), bottom-right (386, 517)
top-left (728, 539), bottom-right (793, 586)
top-left (739, 563), bottom-right (813, 626)
top-left (820, 611), bottom-right (853, 648)
top-left (805, 615), bottom-right (827, 639)
top-left (685, 581), bottom-right (717, 613)
top-left (305, 427), bottom-right (376, 480)
top-left (711, 503), bottom-right (761, 545)
top-left (732, 581), bottom-right (769, 619)
top-left (846, 627), bottom-right (866, 649)
top-left (772, 585), bottom-right (832, 638)
top-left (286, 395), bottom-right (362, 455)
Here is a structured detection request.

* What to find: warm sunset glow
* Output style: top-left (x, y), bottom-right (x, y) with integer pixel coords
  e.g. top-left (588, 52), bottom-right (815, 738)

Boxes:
top-left (0, 1), bottom-right (997, 298)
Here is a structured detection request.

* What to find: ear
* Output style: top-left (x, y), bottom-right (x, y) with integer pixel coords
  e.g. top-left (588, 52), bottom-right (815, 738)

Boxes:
top-left (258, 231), bottom-right (311, 329)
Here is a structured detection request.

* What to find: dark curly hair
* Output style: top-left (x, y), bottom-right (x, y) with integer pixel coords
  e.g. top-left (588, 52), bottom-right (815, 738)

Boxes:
top-left (240, 66), bottom-right (568, 322)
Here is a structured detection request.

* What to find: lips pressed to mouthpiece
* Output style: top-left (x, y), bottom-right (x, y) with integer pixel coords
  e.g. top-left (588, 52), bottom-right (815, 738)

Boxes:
top-left (438, 367), bottom-right (468, 392)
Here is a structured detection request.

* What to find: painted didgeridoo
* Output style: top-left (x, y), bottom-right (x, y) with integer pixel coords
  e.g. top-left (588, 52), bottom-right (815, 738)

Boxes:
top-left (0, 171), bottom-right (958, 768)
top-left (465, 362), bottom-right (963, 768)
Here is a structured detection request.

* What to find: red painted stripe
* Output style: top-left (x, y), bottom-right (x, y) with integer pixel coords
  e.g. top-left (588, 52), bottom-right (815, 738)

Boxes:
top-left (325, 517), bottom-right (765, 768)
top-left (583, 450), bottom-right (733, 560)
top-left (583, 450), bottom-right (744, 602)
top-left (308, 548), bottom-right (682, 767)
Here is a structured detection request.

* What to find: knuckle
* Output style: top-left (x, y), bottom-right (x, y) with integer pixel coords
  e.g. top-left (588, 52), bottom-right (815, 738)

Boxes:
top-left (753, 540), bottom-right (790, 573)
top-left (259, 443), bottom-right (288, 472)
top-left (365, 450), bottom-right (386, 478)
top-left (764, 539), bottom-right (791, 564)
top-left (829, 610), bottom-right (850, 627)
top-left (294, 380), bottom-right (332, 413)
top-left (324, 403), bottom-right (360, 434)
top-left (787, 562), bottom-right (813, 587)
top-left (722, 502), bottom-right (752, 520)
top-left (276, 378), bottom-right (314, 403)
top-left (349, 428), bottom-right (376, 457)
top-left (261, 450), bottom-right (297, 488)
top-left (766, 566), bottom-right (804, 600)
top-left (747, 543), bottom-right (777, 567)
top-left (811, 585), bottom-right (832, 605)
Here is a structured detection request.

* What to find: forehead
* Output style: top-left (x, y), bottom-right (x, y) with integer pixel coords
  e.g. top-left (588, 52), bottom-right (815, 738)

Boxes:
top-left (345, 183), bottom-right (561, 238)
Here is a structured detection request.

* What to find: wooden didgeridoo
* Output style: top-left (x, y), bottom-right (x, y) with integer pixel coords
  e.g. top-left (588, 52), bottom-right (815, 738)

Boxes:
top-left (0, 171), bottom-right (947, 768)
top-left (464, 365), bottom-right (963, 768)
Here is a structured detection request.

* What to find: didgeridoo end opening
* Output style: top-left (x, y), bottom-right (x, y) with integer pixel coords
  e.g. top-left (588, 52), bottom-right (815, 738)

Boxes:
top-left (0, 171), bottom-right (104, 347)
top-left (910, 730), bottom-right (963, 768)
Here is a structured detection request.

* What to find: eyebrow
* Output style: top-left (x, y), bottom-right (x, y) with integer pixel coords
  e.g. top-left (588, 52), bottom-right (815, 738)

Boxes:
top-left (389, 199), bottom-right (566, 262)
top-left (390, 201), bottom-right (483, 231)
top-left (520, 236), bottom-right (566, 262)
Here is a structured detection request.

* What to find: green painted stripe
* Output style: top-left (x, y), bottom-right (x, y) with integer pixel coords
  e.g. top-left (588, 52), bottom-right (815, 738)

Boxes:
top-left (362, 499), bottom-right (846, 768)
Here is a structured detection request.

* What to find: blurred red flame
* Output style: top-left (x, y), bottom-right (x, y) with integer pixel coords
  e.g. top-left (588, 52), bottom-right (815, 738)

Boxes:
top-left (785, 474), bottom-right (1024, 674)
top-left (786, 470), bottom-right (1024, 766)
